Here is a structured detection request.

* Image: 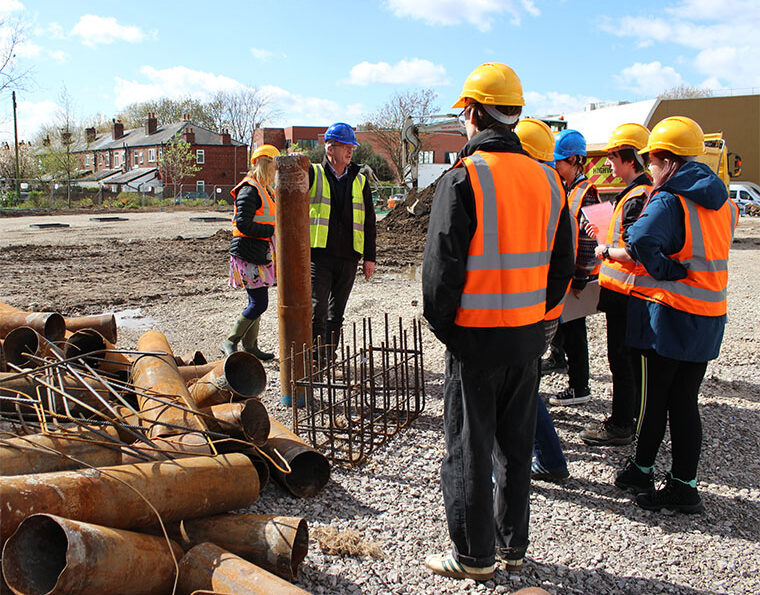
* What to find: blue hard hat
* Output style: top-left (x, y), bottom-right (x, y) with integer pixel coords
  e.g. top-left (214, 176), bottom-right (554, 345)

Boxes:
top-left (324, 122), bottom-right (359, 146)
top-left (553, 129), bottom-right (587, 161)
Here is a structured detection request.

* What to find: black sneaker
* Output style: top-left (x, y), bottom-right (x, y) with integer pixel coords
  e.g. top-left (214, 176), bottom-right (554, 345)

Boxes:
top-left (540, 354), bottom-right (567, 375)
top-left (636, 473), bottom-right (704, 514)
top-left (581, 419), bottom-right (634, 446)
top-left (549, 386), bottom-right (591, 406)
top-left (531, 460), bottom-right (570, 482)
top-left (615, 457), bottom-right (654, 494)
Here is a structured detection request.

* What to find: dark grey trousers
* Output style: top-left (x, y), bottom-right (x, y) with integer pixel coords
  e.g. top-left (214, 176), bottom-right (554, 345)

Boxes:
top-left (310, 253), bottom-right (359, 353)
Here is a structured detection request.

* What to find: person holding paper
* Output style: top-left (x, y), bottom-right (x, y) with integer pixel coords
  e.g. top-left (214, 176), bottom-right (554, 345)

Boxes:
top-left (581, 123), bottom-right (652, 446)
top-left (546, 129), bottom-right (600, 407)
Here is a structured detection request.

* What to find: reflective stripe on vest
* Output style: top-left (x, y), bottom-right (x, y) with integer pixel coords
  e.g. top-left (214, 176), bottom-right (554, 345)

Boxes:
top-left (455, 152), bottom-right (564, 328)
top-left (599, 184), bottom-right (652, 295)
top-left (230, 176), bottom-right (276, 239)
top-left (567, 179), bottom-right (601, 275)
top-left (630, 193), bottom-right (738, 316)
top-left (308, 164), bottom-right (366, 253)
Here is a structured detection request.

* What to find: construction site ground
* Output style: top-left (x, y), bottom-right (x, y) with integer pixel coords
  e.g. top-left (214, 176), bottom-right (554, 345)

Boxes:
top-left (1, 208), bottom-right (759, 594)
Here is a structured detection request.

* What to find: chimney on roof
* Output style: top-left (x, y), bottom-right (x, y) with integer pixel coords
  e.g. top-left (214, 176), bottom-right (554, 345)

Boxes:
top-left (145, 112), bottom-right (157, 135)
top-left (42, 135), bottom-right (50, 147)
top-left (85, 127), bottom-right (96, 143)
top-left (183, 126), bottom-right (195, 145)
top-left (220, 128), bottom-right (231, 145)
top-left (112, 119), bottom-right (124, 140)
top-left (183, 113), bottom-right (190, 122)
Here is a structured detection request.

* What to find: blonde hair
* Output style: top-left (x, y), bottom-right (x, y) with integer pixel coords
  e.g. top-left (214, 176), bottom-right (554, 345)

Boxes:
top-left (250, 156), bottom-right (275, 190)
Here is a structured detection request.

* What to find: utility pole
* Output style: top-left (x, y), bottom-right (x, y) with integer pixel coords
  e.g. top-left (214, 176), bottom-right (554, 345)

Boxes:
top-left (12, 91), bottom-right (20, 201)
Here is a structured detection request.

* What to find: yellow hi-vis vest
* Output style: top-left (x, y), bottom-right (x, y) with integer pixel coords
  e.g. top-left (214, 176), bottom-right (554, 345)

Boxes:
top-left (308, 164), bottom-right (366, 253)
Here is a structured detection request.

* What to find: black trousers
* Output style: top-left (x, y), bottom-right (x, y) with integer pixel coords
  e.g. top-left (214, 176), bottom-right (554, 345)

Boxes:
top-left (442, 351), bottom-right (538, 567)
top-left (552, 316), bottom-right (589, 392)
top-left (310, 253), bottom-right (359, 352)
top-left (634, 351), bottom-right (707, 481)
top-left (605, 301), bottom-right (640, 428)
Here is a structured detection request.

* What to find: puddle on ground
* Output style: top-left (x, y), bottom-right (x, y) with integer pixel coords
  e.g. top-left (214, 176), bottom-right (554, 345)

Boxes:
top-left (113, 308), bottom-right (157, 330)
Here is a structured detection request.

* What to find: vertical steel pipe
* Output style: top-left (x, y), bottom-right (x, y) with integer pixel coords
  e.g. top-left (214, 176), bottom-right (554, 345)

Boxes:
top-left (263, 416), bottom-right (330, 498)
top-left (63, 314), bottom-right (117, 344)
top-left (2, 326), bottom-right (50, 368)
top-left (2, 514), bottom-right (184, 595)
top-left (275, 154), bottom-right (312, 406)
top-left (0, 452), bottom-right (260, 544)
top-left (0, 426), bottom-right (122, 476)
top-left (0, 309), bottom-right (65, 341)
top-left (203, 399), bottom-right (270, 445)
top-left (63, 328), bottom-right (133, 375)
top-left (187, 351), bottom-right (266, 408)
top-left (166, 514), bottom-right (307, 581)
top-left (177, 542), bottom-right (310, 595)
top-left (131, 330), bottom-right (207, 438)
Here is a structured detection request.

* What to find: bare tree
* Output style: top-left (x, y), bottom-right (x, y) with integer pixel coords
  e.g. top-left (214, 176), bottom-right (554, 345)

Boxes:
top-left (362, 89), bottom-right (439, 181)
top-left (658, 85), bottom-right (714, 99)
top-left (213, 88), bottom-right (278, 148)
top-left (0, 19), bottom-right (32, 94)
top-left (117, 97), bottom-right (215, 130)
top-left (158, 135), bottom-right (201, 199)
top-left (0, 141), bottom-right (40, 183)
top-left (38, 87), bottom-right (78, 206)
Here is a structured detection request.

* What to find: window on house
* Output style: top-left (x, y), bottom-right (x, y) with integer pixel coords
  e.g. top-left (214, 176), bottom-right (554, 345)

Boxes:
top-left (297, 139), bottom-right (317, 149)
top-left (114, 154), bottom-right (119, 167)
top-left (134, 153), bottom-right (139, 166)
top-left (105, 153), bottom-right (110, 167)
top-left (139, 153), bottom-right (144, 165)
top-left (148, 149), bottom-right (156, 162)
top-left (196, 180), bottom-right (205, 195)
top-left (446, 152), bottom-right (458, 164)
top-left (196, 149), bottom-right (205, 164)
top-left (418, 151), bottom-right (434, 164)
top-left (84, 155), bottom-right (90, 167)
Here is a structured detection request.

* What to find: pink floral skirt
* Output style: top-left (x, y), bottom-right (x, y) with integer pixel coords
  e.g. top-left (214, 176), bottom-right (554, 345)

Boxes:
top-left (229, 247), bottom-right (276, 289)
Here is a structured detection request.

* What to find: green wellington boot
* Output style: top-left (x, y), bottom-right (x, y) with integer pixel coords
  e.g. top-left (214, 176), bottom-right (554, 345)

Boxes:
top-left (221, 315), bottom-right (254, 356)
top-left (241, 316), bottom-right (274, 361)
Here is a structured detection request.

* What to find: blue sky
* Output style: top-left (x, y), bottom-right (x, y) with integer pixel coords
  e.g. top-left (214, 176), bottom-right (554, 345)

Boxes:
top-left (1, 0), bottom-right (759, 142)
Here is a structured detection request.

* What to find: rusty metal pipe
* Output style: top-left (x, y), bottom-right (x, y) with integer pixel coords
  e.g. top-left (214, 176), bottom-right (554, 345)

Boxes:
top-left (0, 338), bottom-right (6, 372)
top-left (250, 453), bottom-right (270, 490)
top-left (177, 361), bottom-right (219, 382)
top-left (165, 514), bottom-right (307, 581)
top-left (2, 514), bottom-right (184, 595)
top-left (0, 371), bottom-right (113, 414)
top-left (63, 314), bottom-right (117, 344)
top-left (188, 351), bottom-right (266, 408)
top-left (174, 350), bottom-right (208, 366)
top-left (0, 309), bottom-right (65, 341)
top-left (63, 328), bottom-right (133, 374)
top-left (120, 431), bottom-right (213, 464)
top-left (0, 426), bottom-right (122, 476)
top-left (2, 326), bottom-right (50, 368)
top-left (203, 399), bottom-right (270, 445)
top-left (275, 154), bottom-right (312, 406)
top-left (177, 542), bottom-right (310, 595)
top-left (263, 416), bottom-right (330, 498)
top-left (131, 330), bottom-right (207, 438)
top-left (0, 452), bottom-right (260, 544)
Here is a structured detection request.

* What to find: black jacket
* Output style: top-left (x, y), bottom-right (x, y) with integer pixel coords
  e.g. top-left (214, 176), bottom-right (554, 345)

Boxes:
top-left (422, 128), bottom-right (575, 366)
top-left (307, 157), bottom-right (376, 262)
top-left (229, 182), bottom-right (275, 264)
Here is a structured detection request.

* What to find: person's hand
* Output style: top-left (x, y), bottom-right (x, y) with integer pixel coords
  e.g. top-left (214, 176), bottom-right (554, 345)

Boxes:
top-left (594, 244), bottom-right (609, 260)
top-left (583, 221), bottom-right (599, 239)
top-left (363, 261), bottom-right (375, 281)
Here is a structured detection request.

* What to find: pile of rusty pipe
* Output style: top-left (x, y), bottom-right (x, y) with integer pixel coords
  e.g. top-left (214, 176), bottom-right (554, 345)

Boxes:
top-left (250, 454), bottom-right (270, 490)
top-left (63, 313), bottom-right (117, 344)
top-left (165, 514), bottom-right (308, 581)
top-left (0, 371), bottom-right (113, 415)
top-left (131, 330), bottom-right (207, 438)
top-left (177, 361), bottom-right (219, 382)
top-left (263, 416), bottom-right (330, 498)
top-left (188, 351), bottom-right (266, 408)
top-left (0, 338), bottom-right (6, 372)
top-left (174, 350), bottom-right (208, 367)
top-left (202, 399), bottom-right (270, 445)
top-left (177, 542), bottom-right (310, 595)
top-left (0, 309), bottom-right (65, 342)
top-left (0, 452), bottom-right (260, 544)
top-left (274, 155), bottom-right (312, 407)
top-left (121, 431), bottom-right (213, 464)
top-left (2, 514), bottom-right (184, 595)
top-left (0, 426), bottom-right (122, 476)
top-left (2, 326), bottom-right (50, 368)
top-left (63, 328), bottom-right (133, 374)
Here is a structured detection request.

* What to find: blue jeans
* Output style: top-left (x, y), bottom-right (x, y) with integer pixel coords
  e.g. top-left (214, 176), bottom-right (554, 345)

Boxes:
top-left (533, 395), bottom-right (568, 474)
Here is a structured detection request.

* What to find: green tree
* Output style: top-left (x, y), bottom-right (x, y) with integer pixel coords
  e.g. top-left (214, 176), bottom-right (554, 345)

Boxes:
top-left (158, 136), bottom-right (201, 199)
top-left (37, 87), bottom-right (79, 207)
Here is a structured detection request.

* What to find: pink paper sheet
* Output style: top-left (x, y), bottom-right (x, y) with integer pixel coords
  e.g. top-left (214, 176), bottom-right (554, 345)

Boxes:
top-left (581, 201), bottom-right (614, 245)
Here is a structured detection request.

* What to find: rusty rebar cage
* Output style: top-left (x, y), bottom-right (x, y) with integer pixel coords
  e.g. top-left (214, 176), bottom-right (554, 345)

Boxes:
top-left (289, 315), bottom-right (426, 466)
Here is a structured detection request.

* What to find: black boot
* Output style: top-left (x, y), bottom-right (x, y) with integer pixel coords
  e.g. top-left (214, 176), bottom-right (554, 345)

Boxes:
top-left (636, 472), bottom-right (704, 514)
top-left (615, 457), bottom-right (654, 494)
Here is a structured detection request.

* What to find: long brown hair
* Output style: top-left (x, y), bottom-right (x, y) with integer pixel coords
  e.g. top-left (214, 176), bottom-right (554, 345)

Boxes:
top-left (650, 150), bottom-right (685, 191)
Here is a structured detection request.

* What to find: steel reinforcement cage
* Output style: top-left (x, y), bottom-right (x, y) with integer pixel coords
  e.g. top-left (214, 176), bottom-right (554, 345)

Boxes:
top-left (289, 315), bottom-right (425, 465)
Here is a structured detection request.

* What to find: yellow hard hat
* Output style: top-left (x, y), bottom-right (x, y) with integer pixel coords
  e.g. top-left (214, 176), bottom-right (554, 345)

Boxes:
top-left (604, 123), bottom-right (650, 152)
top-left (250, 144), bottom-right (279, 164)
top-left (452, 62), bottom-right (525, 108)
top-left (515, 118), bottom-right (555, 162)
top-left (639, 116), bottom-right (705, 156)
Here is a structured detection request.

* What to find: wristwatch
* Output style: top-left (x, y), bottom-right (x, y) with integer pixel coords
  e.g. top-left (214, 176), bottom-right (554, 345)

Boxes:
top-left (602, 246), bottom-right (610, 260)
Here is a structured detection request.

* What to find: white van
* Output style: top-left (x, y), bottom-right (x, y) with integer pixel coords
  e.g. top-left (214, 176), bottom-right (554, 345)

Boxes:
top-left (729, 183), bottom-right (760, 215)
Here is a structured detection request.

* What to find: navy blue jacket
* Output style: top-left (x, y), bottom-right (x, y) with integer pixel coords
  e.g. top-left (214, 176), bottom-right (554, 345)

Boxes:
top-left (625, 161), bottom-right (730, 362)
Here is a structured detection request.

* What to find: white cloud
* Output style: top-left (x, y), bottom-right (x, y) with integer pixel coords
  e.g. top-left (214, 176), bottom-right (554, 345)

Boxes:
top-left (385, 0), bottom-right (540, 31)
top-left (250, 47), bottom-right (272, 60)
top-left (523, 90), bottom-right (605, 118)
top-left (70, 15), bottom-right (146, 47)
top-left (0, 0), bottom-right (23, 17)
top-left (614, 61), bottom-right (685, 96)
top-left (48, 49), bottom-right (66, 64)
top-left (346, 58), bottom-right (448, 86)
top-left (0, 99), bottom-right (59, 143)
top-left (261, 85), bottom-right (364, 126)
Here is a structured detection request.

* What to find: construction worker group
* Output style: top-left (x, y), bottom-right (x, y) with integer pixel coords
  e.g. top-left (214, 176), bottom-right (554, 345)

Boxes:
top-left (224, 61), bottom-right (737, 583)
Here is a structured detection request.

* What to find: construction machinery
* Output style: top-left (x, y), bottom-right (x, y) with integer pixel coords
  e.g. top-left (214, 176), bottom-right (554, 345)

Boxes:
top-left (401, 115), bottom-right (466, 192)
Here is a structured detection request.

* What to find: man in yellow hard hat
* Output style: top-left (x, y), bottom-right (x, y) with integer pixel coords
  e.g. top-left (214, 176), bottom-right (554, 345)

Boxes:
top-left (422, 63), bottom-right (574, 580)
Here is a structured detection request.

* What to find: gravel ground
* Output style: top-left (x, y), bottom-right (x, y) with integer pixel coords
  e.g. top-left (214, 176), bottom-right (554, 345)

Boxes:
top-left (1, 210), bottom-right (759, 594)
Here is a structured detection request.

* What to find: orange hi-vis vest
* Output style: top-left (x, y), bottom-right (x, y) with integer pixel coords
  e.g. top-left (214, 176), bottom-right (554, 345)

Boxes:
top-left (230, 176), bottom-right (276, 239)
top-left (630, 194), bottom-right (739, 317)
top-left (545, 175), bottom-right (572, 322)
top-left (567, 178), bottom-right (602, 276)
top-left (454, 151), bottom-right (564, 328)
top-left (599, 183), bottom-right (652, 295)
